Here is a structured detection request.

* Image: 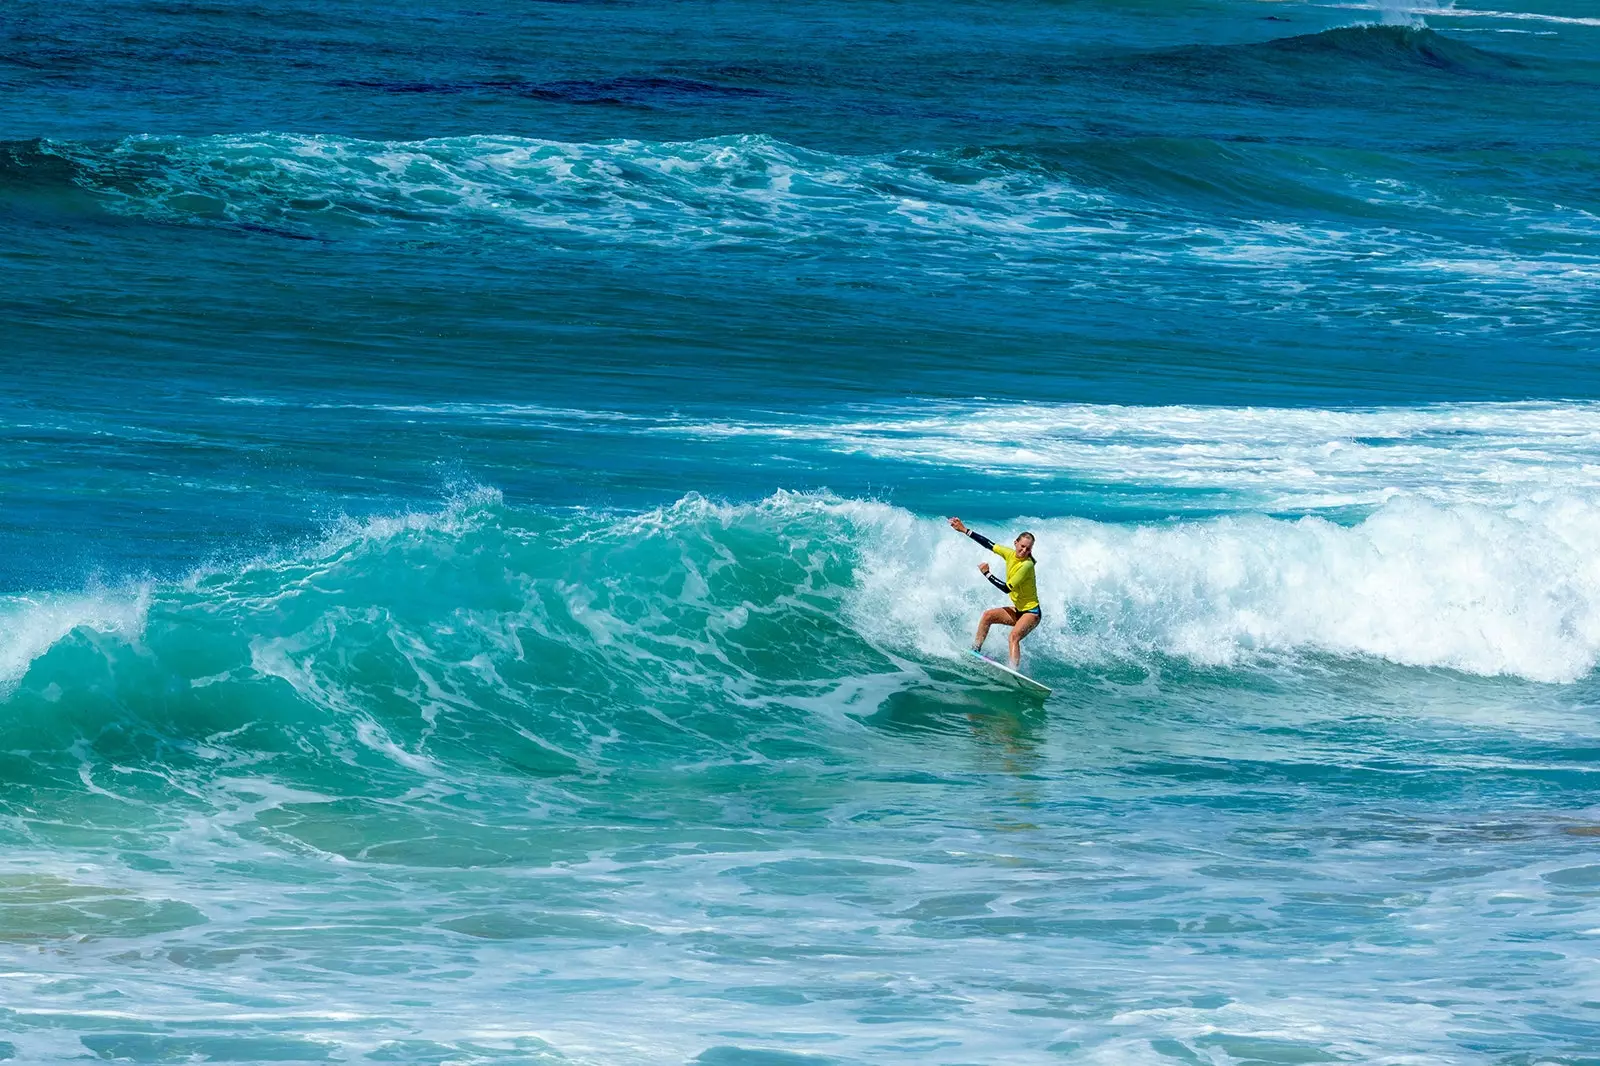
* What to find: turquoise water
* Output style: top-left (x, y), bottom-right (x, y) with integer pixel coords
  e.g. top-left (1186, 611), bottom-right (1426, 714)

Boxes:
top-left (4, 1), bottom-right (1600, 1062)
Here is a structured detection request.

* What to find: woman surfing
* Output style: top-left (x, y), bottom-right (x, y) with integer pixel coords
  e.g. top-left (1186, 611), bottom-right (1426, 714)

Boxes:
top-left (948, 517), bottom-right (1040, 671)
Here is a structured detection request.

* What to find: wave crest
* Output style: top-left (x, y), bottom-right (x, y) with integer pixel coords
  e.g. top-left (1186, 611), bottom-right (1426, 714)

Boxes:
top-left (1260, 24), bottom-right (1524, 75)
top-left (0, 588), bottom-right (150, 695)
top-left (9, 486), bottom-right (1600, 767)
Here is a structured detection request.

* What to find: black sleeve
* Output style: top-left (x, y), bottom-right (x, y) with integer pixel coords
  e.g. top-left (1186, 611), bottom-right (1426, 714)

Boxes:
top-left (986, 572), bottom-right (1011, 594)
top-left (967, 530), bottom-right (995, 551)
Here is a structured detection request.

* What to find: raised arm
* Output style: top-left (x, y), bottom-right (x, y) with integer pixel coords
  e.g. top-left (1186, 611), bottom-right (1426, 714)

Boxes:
top-left (947, 516), bottom-right (995, 551)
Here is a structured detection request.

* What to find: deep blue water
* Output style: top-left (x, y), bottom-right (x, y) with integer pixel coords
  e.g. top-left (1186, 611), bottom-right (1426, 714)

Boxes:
top-left (4, 1), bottom-right (1600, 1063)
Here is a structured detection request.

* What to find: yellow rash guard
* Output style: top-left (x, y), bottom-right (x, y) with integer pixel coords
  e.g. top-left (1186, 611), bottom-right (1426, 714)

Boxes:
top-left (990, 544), bottom-right (1040, 612)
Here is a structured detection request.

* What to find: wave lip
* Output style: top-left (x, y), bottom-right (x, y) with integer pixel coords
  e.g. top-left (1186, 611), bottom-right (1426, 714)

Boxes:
top-left (0, 589), bottom-right (149, 694)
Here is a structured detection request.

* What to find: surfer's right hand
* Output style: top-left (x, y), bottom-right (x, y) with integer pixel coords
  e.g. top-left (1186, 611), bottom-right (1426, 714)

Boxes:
top-left (948, 517), bottom-right (967, 534)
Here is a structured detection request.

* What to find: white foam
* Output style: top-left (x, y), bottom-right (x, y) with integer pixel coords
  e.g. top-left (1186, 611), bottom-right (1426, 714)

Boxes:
top-left (749, 491), bottom-right (1600, 683)
top-left (663, 400), bottom-right (1600, 511)
top-left (1321, 2), bottom-right (1600, 27)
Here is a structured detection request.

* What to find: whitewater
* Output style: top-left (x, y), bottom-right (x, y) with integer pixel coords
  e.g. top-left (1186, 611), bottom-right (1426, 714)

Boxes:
top-left (5, 0), bottom-right (1600, 1062)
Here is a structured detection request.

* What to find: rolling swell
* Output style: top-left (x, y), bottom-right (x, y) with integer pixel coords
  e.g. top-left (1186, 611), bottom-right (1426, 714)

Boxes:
top-left (1111, 24), bottom-right (1527, 88)
top-left (0, 129), bottom-right (1490, 237)
top-left (8, 131), bottom-right (1594, 303)
top-left (0, 131), bottom-right (1114, 243)
top-left (7, 485), bottom-right (1600, 805)
top-left (1261, 24), bottom-right (1525, 75)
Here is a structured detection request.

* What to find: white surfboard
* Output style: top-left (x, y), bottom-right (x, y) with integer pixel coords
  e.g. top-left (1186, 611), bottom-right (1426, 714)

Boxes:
top-left (964, 649), bottom-right (1052, 697)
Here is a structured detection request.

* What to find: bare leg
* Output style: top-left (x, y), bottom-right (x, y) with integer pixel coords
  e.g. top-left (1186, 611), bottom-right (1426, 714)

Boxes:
top-left (974, 607), bottom-right (1020, 652)
top-left (1008, 611), bottom-right (1041, 669)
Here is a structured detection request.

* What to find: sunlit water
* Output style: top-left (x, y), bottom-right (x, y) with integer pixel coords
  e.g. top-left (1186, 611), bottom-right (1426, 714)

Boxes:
top-left (3, 1), bottom-right (1600, 1062)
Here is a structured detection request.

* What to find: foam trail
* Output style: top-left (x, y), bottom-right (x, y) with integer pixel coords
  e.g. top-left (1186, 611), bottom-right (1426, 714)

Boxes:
top-left (663, 400), bottom-right (1600, 511)
top-left (198, 398), bottom-right (1600, 512)
top-left (33, 132), bottom-right (1111, 248)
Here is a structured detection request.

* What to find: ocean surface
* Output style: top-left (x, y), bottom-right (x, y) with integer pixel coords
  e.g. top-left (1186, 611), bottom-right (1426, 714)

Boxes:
top-left (4, 0), bottom-right (1600, 1062)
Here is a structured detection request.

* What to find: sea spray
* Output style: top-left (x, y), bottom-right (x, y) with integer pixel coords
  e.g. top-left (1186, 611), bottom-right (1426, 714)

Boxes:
top-left (0, 587), bottom-right (150, 695)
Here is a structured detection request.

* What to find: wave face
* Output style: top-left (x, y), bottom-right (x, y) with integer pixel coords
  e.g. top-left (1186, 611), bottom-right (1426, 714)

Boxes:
top-left (5, 491), bottom-right (879, 784)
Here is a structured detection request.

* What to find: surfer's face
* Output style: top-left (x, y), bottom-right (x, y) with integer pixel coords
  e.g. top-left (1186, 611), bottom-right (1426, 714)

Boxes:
top-left (1015, 533), bottom-right (1034, 560)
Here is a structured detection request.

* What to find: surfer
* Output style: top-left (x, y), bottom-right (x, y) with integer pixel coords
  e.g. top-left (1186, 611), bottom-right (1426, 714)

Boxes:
top-left (948, 517), bottom-right (1040, 670)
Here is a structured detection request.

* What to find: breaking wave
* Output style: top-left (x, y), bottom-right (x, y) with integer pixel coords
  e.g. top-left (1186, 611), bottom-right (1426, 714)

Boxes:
top-left (7, 484), bottom-right (1600, 783)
